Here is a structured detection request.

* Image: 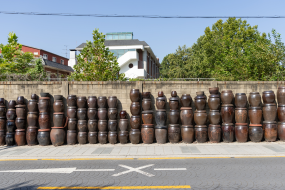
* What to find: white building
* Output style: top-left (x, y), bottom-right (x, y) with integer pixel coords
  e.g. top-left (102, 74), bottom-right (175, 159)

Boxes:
top-left (68, 32), bottom-right (160, 79)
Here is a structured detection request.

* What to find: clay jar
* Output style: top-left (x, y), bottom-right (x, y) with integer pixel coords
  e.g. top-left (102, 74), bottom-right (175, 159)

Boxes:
top-left (108, 108), bottom-right (117, 120)
top-left (98, 131), bottom-right (108, 144)
top-left (208, 124), bottom-right (221, 143)
top-left (235, 123), bottom-right (248, 143)
top-left (263, 103), bottom-right (277, 121)
top-left (15, 117), bottom-right (26, 129)
top-left (155, 109), bottom-right (167, 126)
top-left (53, 100), bottom-right (64, 112)
top-left (15, 105), bottom-right (26, 118)
top-left (235, 108), bottom-right (247, 123)
top-left (142, 92), bottom-right (151, 99)
top-left (98, 108), bottom-right (107, 120)
top-left (8, 100), bottom-right (16, 109)
top-left (87, 96), bottom-right (97, 108)
top-left (195, 125), bottom-right (208, 143)
top-left (67, 95), bottom-right (77, 106)
top-left (67, 106), bottom-right (77, 118)
top-left (180, 107), bottom-right (193, 125)
top-left (221, 104), bottom-right (234, 123)
top-left (28, 100), bottom-right (38, 112)
top-left (108, 120), bottom-right (117, 131)
top-left (0, 118), bottom-right (5, 130)
top-left (158, 91), bottom-right (164, 97)
top-left (142, 110), bottom-right (153, 124)
top-left (142, 99), bottom-right (152, 111)
top-left (209, 87), bottom-right (219, 94)
top-left (249, 92), bottom-right (261, 107)
top-left (248, 107), bottom-right (262, 124)
top-left (156, 97), bottom-right (166, 109)
top-left (108, 131), bottom-right (117, 144)
top-left (78, 120), bottom-right (87, 132)
top-left (180, 94), bottom-right (192, 107)
top-left (107, 96), bottom-right (117, 108)
top-left (208, 110), bottom-right (221, 125)
top-left (235, 93), bottom-right (247, 108)
top-left (169, 97), bottom-right (179, 110)
top-left (26, 126), bottom-right (38, 146)
top-left (155, 126), bottom-right (167, 144)
top-left (130, 102), bottom-right (141, 116)
top-left (168, 124), bottom-right (180, 143)
top-left (53, 112), bottom-right (65, 127)
top-left (6, 120), bottom-right (15, 133)
top-left (31, 94), bottom-right (37, 100)
top-left (6, 109), bottom-right (16, 120)
top-left (129, 129), bottom-right (140, 144)
top-left (15, 129), bottom-right (26, 146)
top-left (262, 91), bottom-right (275, 104)
top-left (0, 130), bottom-right (5, 146)
top-left (221, 90), bottom-right (234, 104)
top-left (141, 124), bottom-right (154, 144)
top-left (88, 132), bottom-right (98, 144)
top-left (277, 86), bottom-right (285, 104)
top-left (130, 89), bottom-right (140, 102)
top-left (77, 108), bottom-right (87, 120)
top-left (37, 129), bottom-right (50, 146)
top-left (130, 116), bottom-right (141, 129)
top-left (249, 124), bottom-right (263, 142)
top-left (181, 125), bottom-right (194, 143)
top-left (98, 120), bottom-right (107, 131)
top-left (120, 110), bottom-right (127, 119)
top-left (194, 110), bottom-right (207, 125)
top-left (168, 110), bottom-right (180, 124)
top-left (263, 121), bottom-right (277, 142)
top-left (38, 112), bottom-right (50, 129)
top-left (17, 96), bottom-right (25, 105)
top-left (194, 95), bottom-right (206, 110)
top-left (208, 94), bottom-right (220, 110)
top-left (88, 119), bottom-right (98, 132)
top-left (50, 127), bottom-right (65, 146)
top-left (27, 112), bottom-right (38, 126)
top-left (278, 104), bottom-right (285, 122)
top-left (222, 123), bottom-right (234, 143)
top-left (119, 119), bottom-right (128, 131)
top-left (68, 118), bottom-right (77, 130)
top-left (278, 122), bottom-right (285, 141)
top-left (118, 131), bottom-right (129, 144)
top-left (67, 130), bottom-right (77, 145)
top-left (6, 132), bottom-right (14, 146)
top-left (77, 96), bottom-right (87, 108)
top-left (38, 97), bottom-right (50, 113)
top-left (78, 132), bottom-right (87, 144)
top-left (0, 106), bottom-right (5, 117)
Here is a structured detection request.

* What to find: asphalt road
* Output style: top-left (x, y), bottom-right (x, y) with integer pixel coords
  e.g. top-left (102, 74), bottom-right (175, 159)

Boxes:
top-left (0, 157), bottom-right (284, 190)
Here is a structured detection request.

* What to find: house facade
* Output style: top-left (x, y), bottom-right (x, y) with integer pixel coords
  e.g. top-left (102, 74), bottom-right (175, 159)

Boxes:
top-left (69, 32), bottom-right (160, 79)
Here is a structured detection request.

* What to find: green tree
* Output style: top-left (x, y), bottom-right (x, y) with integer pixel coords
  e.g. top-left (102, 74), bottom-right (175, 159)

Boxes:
top-left (69, 29), bottom-right (125, 81)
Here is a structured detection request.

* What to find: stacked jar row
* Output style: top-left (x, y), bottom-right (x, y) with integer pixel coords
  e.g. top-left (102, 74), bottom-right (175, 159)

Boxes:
top-left (194, 91), bottom-right (208, 143)
top-left (141, 91), bottom-right (154, 144)
top-left (130, 89), bottom-right (141, 144)
top-left (208, 87), bottom-right (221, 143)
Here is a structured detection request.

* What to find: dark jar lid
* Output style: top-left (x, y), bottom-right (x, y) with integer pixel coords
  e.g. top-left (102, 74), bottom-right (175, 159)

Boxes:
top-left (250, 92), bottom-right (259, 94)
top-left (181, 125), bottom-right (194, 128)
top-left (195, 125), bottom-right (207, 128)
top-left (169, 97), bottom-right (179, 101)
top-left (156, 97), bottom-right (166, 101)
top-left (235, 93), bottom-right (246, 95)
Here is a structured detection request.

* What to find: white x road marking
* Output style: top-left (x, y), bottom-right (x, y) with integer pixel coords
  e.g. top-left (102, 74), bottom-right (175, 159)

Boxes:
top-left (112, 164), bottom-right (154, 177)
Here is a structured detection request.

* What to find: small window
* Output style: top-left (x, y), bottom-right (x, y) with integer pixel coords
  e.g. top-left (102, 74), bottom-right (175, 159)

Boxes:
top-left (34, 52), bottom-right (38, 55)
top-left (43, 54), bottom-right (48, 59)
top-left (52, 57), bottom-right (57, 62)
top-left (61, 60), bottom-right (64, 65)
top-left (129, 63), bottom-right (133, 68)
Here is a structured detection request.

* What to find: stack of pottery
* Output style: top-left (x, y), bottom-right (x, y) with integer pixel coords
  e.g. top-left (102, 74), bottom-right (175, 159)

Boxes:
top-left (38, 93), bottom-right (51, 146)
top-left (129, 89), bottom-right (141, 144)
top-left (208, 87), bottom-right (221, 143)
top-left (262, 91), bottom-right (277, 142)
top-left (153, 91), bottom-right (167, 144)
top-left (6, 100), bottom-right (16, 146)
top-left (26, 94), bottom-right (38, 146)
top-left (15, 96), bottom-right (26, 146)
top-left (142, 92), bottom-right (154, 144)
top-left (277, 86), bottom-right (285, 141)
top-left (108, 96), bottom-right (118, 144)
top-left (168, 91), bottom-right (180, 143)
top-left (98, 96), bottom-right (108, 144)
top-left (51, 95), bottom-right (66, 146)
top-left (194, 91), bottom-right (207, 143)
top-left (67, 95), bottom-right (77, 145)
top-left (180, 93), bottom-right (193, 143)
top-left (119, 110), bottom-right (128, 144)
top-left (221, 90), bottom-right (234, 143)
top-left (0, 98), bottom-right (6, 146)
top-left (234, 93), bottom-right (248, 143)
top-left (248, 92), bottom-right (263, 142)
top-left (77, 96), bottom-right (87, 144)
top-left (87, 96), bottom-right (97, 144)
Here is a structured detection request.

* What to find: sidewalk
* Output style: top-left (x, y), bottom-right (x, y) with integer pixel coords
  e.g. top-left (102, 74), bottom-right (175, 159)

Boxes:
top-left (1, 141), bottom-right (285, 160)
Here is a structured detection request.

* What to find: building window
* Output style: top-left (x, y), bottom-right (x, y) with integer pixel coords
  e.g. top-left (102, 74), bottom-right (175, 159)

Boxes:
top-left (52, 57), bottom-right (57, 62)
top-left (109, 49), bottom-right (135, 58)
top-left (34, 52), bottom-right (38, 56)
top-left (61, 60), bottom-right (64, 65)
top-left (129, 63), bottom-right (133, 68)
top-left (43, 54), bottom-right (48, 59)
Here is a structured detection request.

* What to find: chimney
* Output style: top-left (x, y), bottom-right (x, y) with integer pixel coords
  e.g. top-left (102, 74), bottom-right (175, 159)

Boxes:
top-left (68, 49), bottom-right (77, 68)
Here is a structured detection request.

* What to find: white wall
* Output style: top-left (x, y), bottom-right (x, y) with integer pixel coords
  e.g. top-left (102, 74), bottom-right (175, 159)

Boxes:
top-left (68, 50), bottom-right (77, 68)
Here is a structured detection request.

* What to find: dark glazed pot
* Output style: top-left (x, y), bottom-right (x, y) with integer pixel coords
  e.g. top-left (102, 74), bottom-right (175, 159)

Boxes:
top-left (68, 118), bottom-right (77, 130)
top-left (130, 89), bottom-right (140, 102)
top-left (129, 129), bottom-right (140, 144)
top-left (17, 96), bottom-right (25, 105)
top-left (108, 120), bottom-right (117, 131)
top-left (8, 100), bottom-right (16, 109)
top-left (262, 91), bottom-right (275, 104)
top-left (98, 131), bottom-right (108, 144)
top-left (209, 87), bottom-right (219, 94)
top-left (141, 124), bottom-right (154, 144)
top-left (249, 124), bottom-right (263, 142)
top-left (50, 127), bottom-right (65, 146)
top-left (87, 96), bottom-right (97, 108)
top-left (77, 108), bottom-right (87, 120)
top-left (194, 110), bottom-right (207, 125)
top-left (142, 92), bottom-right (151, 99)
top-left (67, 95), bottom-right (77, 107)
top-left (53, 113), bottom-right (65, 127)
top-left (15, 105), bottom-right (27, 118)
top-left (155, 109), bottom-right (166, 126)
top-left (118, 131), bottom-right (129, 144)
top-left (194, 96), bottom-right (206, 110)
top-left (98, 108), bottom-right (107, 120)
top-left (221, 90), bottom-right (234, 104)
top-left (15, 117), bottom-right (26, 129)
top-left (67, 130), bottom-right (77, 145)
top-left (39, 112), bottom-right (50, 129)
top-left (119, 119), bottom-right (128, 131)
top-left (155, 126), bottom-right (167, 144)
top-left (28, 100), bottom-right (38, 112)
top-left (31, 94), bottom-right (37, 100)
top-left (26, 126), bottom-right (38, 146)
top-left (142, 99), bottom-right (152, 111)
top-left (77, 120), bottom-right (87, 132)
top-left (156, 98), bottom-right (166, 109)
top-left (168, 110), bottom-right (180, 124)
top-left (208, 110), bottom-right (221, 125)
top-left (6, 109), bottom-right (16, 120)
top-left (263, 121), bottom-right (277, 142)
top-left (169, 98), bottom-right (179, 110)
top-left (108, 131), bottom-right (117, 144)
top-left (278, 122), bottom-right (285, 141)
top-left (27, 112), bottom-right (38, 127)
top-left (120, 110), bottom-right (127, 119)
top-left (6, 132), bottom-right (14, 146)
top-left (78, 132), bottom-right (87, 144)
top-left (108, 108), bottom-right (117, 120)
top-left (277, 86), bottom-right (285, 104)
top-left (235, 108), bottom-right (247, 123)
top-left (98, 120), bottom-right (107, 131)
top-left (221, 104), bottom-right (234, 123)
top-left (195, 125), bottom-right (207, 143)
top-left (208, 94), bottom-right (220, 110)
top-left (158, 91), bottom-right (164, 97)
top-left (15, 129), bottom-right (26, 146)
top-left (130, 116), bottom-right (141, 129)
top-left (67, 106), bottom-right (77, 118)
top-left (37, 129), bottom-right (50, 146)
top-left (181, 125), bottom-right (194, 143)
top-left (88, 119), bottom-right (98, 132)
top-left (249, 92), bottom-right (261, 107)
top-left (130, 102), bottom-right (141, 116)
top-left (171, 91), bottom-right (177, 97)
top-left (222, 123), bottom-right (234, 143)
top-left (208, 124), bottom-right (221, 143)
top-left (235, 93), bottom-right (247, 108)
top-left (0, 130), bottom-right (5, 146)
top-left (77, 96), bottom-right (87, 108)
top-left (0, 118), bottom-right (5, 130)
top-left (6, 120), bottom-right (15, 133)
top-left (263, 103), bottom-right (277, 121)
top-left (235, 123), bottom-right (248, 143)
top-left (180, 94), bottom-right (192, 107)
top-left (38, 97), bottom-right (50, 113)
top-left (142, 111), bottom-right (153, 124)
top-left (180, 107), bottom-right (193, 125)
top-left (88, 132), bottom-right (98, 144)
top-left (53, 100), bottom-right (64, 112)
top-left (0, 106), bottom-right (6, 117)
top-left (168, 124), bottom-right (180, 143)
top-left (278, 104), bottom-right (285, 122)
top-left (107, 96), bottom-right (117, 108)
top-left (248, 107), bottom-right (262, 124)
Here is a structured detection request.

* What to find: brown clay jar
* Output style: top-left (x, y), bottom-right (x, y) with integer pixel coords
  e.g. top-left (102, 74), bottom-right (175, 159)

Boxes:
top-left (107, 96), bottom-right (117, 108)
top-left (108, 120), bottom-right (117, 131)
top-left (108, 131), bottom-right (117, 144)
top-left (180, 107), bottom-right (193, 125)
top-left (248, 107), bottom-right (262, 124)
top-left (142, 92), bottom-right (151, 99)
top-left (8, 100), bottom-right (16, 109)
top-left (155, 109), bottom-right (167, 126)
top-left (168, 124), bottom-right (180, 143)
top-left (67, 130), bottom-right (77, 145)
top-left (222, 123), bottom-right (234, 143)
top-left (119, 119), bottom-right (128, 131)
top-left (27, 100), bottom-right (38, 112)
top-left (249, 92), bottom-right (261, 107)
top-left (6, 120), bottom-right (15, 133)
top-left (38, 112), bottom-right (50, 129)
top-left (67, 106), bottom-right (77, 118)
top-left (208, 94), bottom-right (220, 110)
top-left (194, 95), bottom-right (206, 110)
top-left (168, 110), bottom-right (180, 124)
top-left (53, 100), bottom-right (64, 112)
top-left (129, 129), bottom-right (140, 144)
top-left (130, 102), bottom-right (141, 116)
top-left (142, 99), bottom-right (152, 111)
top-left (68, 118), bottom-right (77, 130)
top-left (15, 105), bottom-right (27, 118)
top-left (53, 112), bottom-right (65, 127)
top-left (278, 104), bottom-right (285, 122)
top-left (0, 118), bottom-right (5, 130)
top-left (262, 91), bottom-right (275, 104)
top-left (67, 95), bottom-right (77, 107)
top-left (37, 129), bottom-right (50, 146)
top-left (181, 125), bottom-right (194, 143)
top-left (263, 121), bottom-right (277, 142)
top-left (78, 132), bottom-right (87, 144)
top-left (27, 112), bottom-right (38, 127)
top-left (87, 96), bottom-right (97, 108)
top-left (77, 120), bottom-right (87, 132)
top-left (77, 96), bottom-right (87, 108)
top-left (15, 129), bottom-right (26, 146)
top-left (156, 97), bottom-right (166, 109)
top-left (141, 124), bottom-right (154, 144)
top-left (15, 117), bottom-right (26, 129)
top-left (263, 103), bottom-right (277, 121)
top-left (87, 108), bottom-right (97, 120)
top-left (98, 131), bottom-right (108, 144)
top-left (98, 120), bottom-right (107, 131)
top-left (235, 123), bottom-right (248, 143)
top-left (88, 132), bottom-right (98, 144)
top-left (169, 97), bottom-right (179, 110)
top-left (277, 86), bottom-right (285, 104)
top-left (235, 108), bottom-right (247, 123)
top-left (209, 87), bottom-right (219, 94)
top-left (0, 130), bottom-right (5, 146)
top-left (180, 94), bottom-right (192, 107)
top-left (118, 131), bottom-right (129, 144)
top-left (50, 127), bottom-right (65, 146)
top-left (208, 110), bottom-right (221, 125)
top-left (155, 126), bottom-right (167, 144)
top-left (208, 124), bottom-right (221, 143)
top-left (235, 93), bottom-right (247, 108)
top-left (77, 108), bottom-right (87, 120)
top-left (26, 126), bottom-right (38, 146)
top-left (38, 97), bottom-right (50, 113)
top-left (278, 122), bottom-right (285, 141)
top-left (0, 106), bottom-right (5, 118)
top-left (142, 111), bottom-right (153, 124)
top-left (6, 109), bottom-right (16, 120)
top-left (17, 96), bottom-right (25, 105)
top-left (120, 110), bottom-right (127, 119)
top-left (221, 104), bottom-right (234, 123)
top-left (221, 90), bottom-right (234, 104)
top-left (194, 110), bottom-right (207, 125)
top-left (108, 108), bottom-right (117, 120)
top-left (88, 119), bottom-right (98, 132)
top-left (98, 108), bottom-right (107, 120)
top-left (130, 89), bottom-right (140, 102)
top-left (97, 96), bottom-right (107, 108)
top-left (195, 125), bottom-right (207, 143)
top-left (130, 116), bottom-right (141, 129)
top-left (158, 91), bottom-right (164, 97)
top-left (249, 124), bottom-right (263, 142)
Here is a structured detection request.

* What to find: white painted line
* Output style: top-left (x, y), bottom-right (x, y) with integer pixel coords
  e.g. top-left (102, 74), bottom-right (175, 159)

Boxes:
top-left (76, 169), bottom-right (115, 171)
top-left (112, 164), bottom-right (154, 177)
top-left (0, 168), bottom-right (76, 174)
top-left (154, 168), bottom-right (187, 170)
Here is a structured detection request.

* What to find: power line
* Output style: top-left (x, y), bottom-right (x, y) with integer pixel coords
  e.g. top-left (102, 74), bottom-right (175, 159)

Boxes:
top-left (0, 11), bottom-right (285, 18)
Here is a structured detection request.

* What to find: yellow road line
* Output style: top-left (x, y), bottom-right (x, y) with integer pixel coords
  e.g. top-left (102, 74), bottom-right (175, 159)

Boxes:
top-left (138, 156), bottom-right (232, 160)
top-left (37, 185), bottom-right (191, 189)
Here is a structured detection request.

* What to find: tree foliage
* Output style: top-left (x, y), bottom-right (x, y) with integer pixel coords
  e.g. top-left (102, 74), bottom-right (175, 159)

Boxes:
top-left (69, 29), bottom-right (125, 81)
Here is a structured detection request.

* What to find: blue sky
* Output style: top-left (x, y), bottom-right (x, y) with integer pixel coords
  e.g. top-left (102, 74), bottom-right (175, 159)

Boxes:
top-left (0, 0), bottom-right (284, 61)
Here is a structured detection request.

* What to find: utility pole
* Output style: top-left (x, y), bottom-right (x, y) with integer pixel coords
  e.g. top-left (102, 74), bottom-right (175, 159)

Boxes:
top-left (63, 45), bottom-right (68, 58)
